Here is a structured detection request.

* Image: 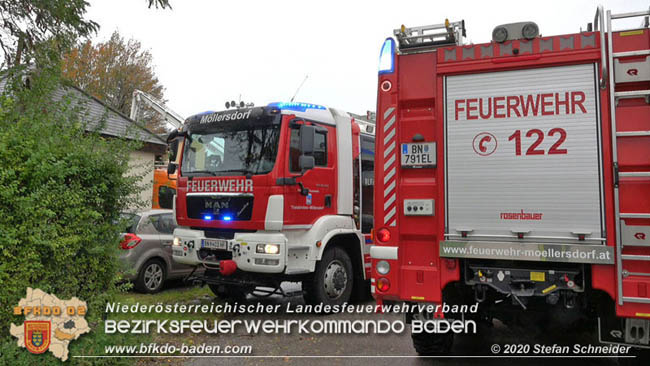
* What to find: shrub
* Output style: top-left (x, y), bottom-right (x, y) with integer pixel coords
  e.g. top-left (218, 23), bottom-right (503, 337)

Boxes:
top-left (0, 64), bottom-right (144, 365)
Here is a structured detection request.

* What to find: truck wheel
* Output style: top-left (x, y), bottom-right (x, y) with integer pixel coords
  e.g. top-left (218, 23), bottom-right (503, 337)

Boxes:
top-left (618, 348), bottom-right (650, 366)
top-left (303, 247), bottom-right (354, 307)
top-left (208, 284), bottom-right (248, 302)
top-left (135, 259), bottom-right (166, 293)
top-left (350, 278), bottom-right (371, 303)
top-left (411, 331), bottom-right (453, 356)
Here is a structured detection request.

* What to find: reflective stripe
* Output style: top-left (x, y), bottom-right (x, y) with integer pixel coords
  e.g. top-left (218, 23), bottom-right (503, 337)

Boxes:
top-left (383, 153), bottom-right (396, 171)
top-left (384, 140), bottom-right (395, 158)
top-left (384, 193), bottom-right (396, 210)
top-left (382, 106), bottom-right (398, 227)
top-left (384, 180), bottom-right (396, 198)
top-left (383, 128), bottom-right (396, 145)
top-left (384, 206), bottom-right (396, 223)
top-left (383, 115), bottom-right (396, 133)
top-left (384, 166), bottom-right (396, 184)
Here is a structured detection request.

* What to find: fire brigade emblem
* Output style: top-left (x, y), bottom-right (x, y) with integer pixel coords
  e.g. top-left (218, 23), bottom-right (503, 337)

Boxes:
top-left (24, 321), bottom-right (51, 354)
top-left (11, 288), bottom-right (90, 361)
top-left (472, 132), bottom-right (497, 156)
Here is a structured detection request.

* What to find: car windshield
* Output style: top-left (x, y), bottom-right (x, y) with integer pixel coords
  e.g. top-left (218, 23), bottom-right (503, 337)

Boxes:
top-left (181, 123), bottom-right (281, 176)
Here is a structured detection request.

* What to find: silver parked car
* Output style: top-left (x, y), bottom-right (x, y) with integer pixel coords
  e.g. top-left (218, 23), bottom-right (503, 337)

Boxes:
top-left (119, 209), bottom-right (196, 293)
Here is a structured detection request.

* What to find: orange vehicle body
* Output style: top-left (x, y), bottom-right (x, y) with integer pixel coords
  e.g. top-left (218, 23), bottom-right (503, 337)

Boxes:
top-left (152, 168), bottom-right (177, 209)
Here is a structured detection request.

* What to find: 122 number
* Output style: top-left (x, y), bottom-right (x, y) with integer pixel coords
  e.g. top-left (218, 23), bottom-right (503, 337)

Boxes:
top-left (508, 128), bottom-right (567, 156)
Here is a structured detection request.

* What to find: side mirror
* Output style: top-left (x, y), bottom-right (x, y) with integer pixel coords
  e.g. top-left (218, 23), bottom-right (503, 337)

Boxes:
top-left (299, 125), bottom-right (315, 155)
top-left (299, 155), bottom-right (315, 171)
top-left (166, 130), bottom-right (179, 143)
top-left (167, 162), bottom-right (177, 177)
top-left (168, 139), bottom-right (179, 163)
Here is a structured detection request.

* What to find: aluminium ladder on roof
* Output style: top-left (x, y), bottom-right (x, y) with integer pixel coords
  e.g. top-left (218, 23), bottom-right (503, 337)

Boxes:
top-left (393, 19), bottom-right (465, 52)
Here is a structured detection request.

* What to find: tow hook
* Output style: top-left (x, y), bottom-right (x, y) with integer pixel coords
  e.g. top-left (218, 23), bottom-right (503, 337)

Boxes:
top-left (219, 260), bottom-right (237, 276)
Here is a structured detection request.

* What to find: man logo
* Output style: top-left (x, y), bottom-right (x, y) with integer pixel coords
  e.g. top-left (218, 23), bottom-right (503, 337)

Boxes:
top-left (25, 321), bottom-right (51, 354)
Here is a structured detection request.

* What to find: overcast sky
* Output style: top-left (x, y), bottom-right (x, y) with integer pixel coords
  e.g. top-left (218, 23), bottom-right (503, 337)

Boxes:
top-left (86, 0), bottom-right (647, 118)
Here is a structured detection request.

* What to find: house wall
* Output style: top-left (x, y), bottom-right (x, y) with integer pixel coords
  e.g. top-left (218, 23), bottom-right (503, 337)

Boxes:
top-left (128, 150), bottom-right (156, 210)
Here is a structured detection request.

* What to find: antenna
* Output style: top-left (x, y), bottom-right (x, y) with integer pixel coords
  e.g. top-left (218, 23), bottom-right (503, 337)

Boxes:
top-left (290, 75), bottom-right (308, 102)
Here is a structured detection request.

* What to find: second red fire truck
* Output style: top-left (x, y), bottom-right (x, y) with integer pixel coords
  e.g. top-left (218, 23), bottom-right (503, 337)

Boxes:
top-left (168, 102), bottom-right (375, 305)
top-left (371, 6), bottom-right (650, 358)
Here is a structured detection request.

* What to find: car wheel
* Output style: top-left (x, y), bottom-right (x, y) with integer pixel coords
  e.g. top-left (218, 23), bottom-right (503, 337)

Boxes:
top-left (136, 259), bottom-right (166, 293)
top-left (302, 247), bottom-right (353, 307)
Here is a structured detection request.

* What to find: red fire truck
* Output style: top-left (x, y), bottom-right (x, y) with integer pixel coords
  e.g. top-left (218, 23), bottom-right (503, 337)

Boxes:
top-left (168, 102), bottom-right (375, 305)
top-left (371, 6), bottom-right (650, 357)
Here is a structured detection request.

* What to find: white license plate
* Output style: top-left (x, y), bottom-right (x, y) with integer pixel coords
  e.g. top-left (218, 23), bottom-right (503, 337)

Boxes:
top-left (401, 142), bottom-right (436, 167)
top-left (201, 239), bottom-right (229, 250)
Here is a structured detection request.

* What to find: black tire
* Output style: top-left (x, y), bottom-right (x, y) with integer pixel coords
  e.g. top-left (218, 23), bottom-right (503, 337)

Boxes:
top-left (135, 259), bottom-right (166, 293)
top-left (350, 278), bottom-right (371, 303)
top-left (618, 348), bottom-right (650, 366)
top-left (302, 247), bottom-right (354, 307)
top-left (208, 284), bottom-right (248, 302)
top-left (411, 331), bottom-right (454, 356)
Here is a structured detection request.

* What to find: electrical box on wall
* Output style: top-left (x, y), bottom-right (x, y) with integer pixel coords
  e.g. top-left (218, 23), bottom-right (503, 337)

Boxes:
top-left (404, 199), bottom-right (434, 216)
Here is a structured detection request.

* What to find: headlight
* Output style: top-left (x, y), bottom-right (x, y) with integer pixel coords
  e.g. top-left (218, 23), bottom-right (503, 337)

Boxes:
top-left (256, 244), bottom-right (280, 254)
top-left (376, 260), bottom-right (390, 275)
top-left (173, 237), bottom-right (181, 246)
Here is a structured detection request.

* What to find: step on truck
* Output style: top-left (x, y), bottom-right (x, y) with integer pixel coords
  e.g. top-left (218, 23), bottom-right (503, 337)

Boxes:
top-left (167, 102), bottom-right (375, 305)
top-left (370, 6), bottom-right (650, 358)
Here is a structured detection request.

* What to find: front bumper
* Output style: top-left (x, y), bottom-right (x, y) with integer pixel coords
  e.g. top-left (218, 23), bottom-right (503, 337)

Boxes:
top-left (172, 228), bottom-right (287, 274)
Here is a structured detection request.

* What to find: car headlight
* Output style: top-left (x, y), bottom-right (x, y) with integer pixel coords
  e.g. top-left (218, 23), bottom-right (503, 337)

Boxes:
top-left (376, 260), bottom-right (390, 275)
top-left (256, 244), bottom-right (280, 254)
top-left (173, 237), bottom-right (181, 246)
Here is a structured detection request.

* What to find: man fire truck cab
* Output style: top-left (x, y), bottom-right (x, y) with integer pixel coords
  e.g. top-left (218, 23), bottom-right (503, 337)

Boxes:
top-left (168, 102), bottom-right (375, 305)
top-left (371, 6), bottom-right (650, 357)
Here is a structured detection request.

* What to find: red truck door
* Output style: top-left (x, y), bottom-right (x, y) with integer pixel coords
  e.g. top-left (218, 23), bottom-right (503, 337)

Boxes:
top-left (283, 120), bottom-right (337, 227)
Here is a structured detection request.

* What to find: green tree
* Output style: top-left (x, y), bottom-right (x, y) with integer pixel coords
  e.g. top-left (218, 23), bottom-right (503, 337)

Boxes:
top-left (0, 0), bottom-right (171, 67)
top-left (0, 1), bottom-right (171, 364)
top-left (62, 31), bottom-right (168, 133)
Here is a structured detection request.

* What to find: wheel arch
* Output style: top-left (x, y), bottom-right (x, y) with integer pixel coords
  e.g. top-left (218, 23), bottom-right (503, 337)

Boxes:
top-left (319, 230), bottom-right (366, 280)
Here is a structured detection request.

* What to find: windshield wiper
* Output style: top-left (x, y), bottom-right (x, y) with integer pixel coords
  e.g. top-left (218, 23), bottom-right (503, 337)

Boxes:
top-left (184, 170), bottom-right (218, 176)
top-left (213, 169), bottom-right (253, 176)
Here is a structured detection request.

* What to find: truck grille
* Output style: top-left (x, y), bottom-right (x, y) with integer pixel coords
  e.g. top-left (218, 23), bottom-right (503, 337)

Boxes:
top-left (186, 195), bottom-right (254, 221)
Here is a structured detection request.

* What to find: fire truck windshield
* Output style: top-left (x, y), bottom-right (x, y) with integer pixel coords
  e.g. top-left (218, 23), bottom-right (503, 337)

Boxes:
top-left (181, 124), bottom-right (281, 177)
